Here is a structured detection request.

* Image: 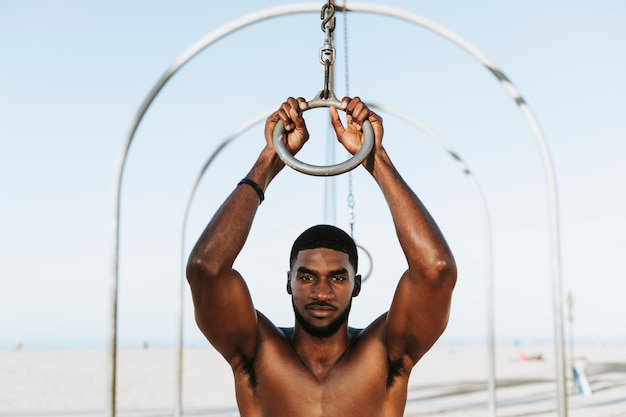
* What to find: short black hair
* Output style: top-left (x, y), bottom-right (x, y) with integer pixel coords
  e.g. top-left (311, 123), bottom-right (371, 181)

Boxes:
top-left (290, 224), bottom-right (358, 273)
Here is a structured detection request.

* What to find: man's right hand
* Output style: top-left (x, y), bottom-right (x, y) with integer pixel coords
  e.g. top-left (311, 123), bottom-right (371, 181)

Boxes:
top-left (264, 97), bottom-right (309, 156)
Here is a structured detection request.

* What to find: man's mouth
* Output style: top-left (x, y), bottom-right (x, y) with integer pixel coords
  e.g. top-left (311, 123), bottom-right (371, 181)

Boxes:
top-left (306, 302), bottom-right (336, 310)
top-left (305, 303), bottom-right (337, 317)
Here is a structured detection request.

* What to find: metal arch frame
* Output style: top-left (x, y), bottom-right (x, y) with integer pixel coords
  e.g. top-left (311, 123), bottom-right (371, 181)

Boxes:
top-left (176, 105), bottom-right (495, 416)
top-left (108, 3), bottom-right (566, 417)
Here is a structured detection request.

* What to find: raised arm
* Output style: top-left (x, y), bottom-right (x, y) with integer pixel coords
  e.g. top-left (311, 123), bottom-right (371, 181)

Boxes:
top-left (186, 97), bottom-right (309, 364)
top-left (330, 97), bottom-right (457, 367)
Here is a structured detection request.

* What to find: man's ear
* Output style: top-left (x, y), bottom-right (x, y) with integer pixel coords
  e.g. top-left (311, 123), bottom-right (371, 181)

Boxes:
top-left (352, 274), bottom-right (362, 297)
top-left (286, 271), bottom-right (292, 294)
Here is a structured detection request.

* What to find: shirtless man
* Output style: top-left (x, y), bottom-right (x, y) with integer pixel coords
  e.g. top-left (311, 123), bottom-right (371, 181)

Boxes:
top-left (186, 96), bottom-right (457, 416)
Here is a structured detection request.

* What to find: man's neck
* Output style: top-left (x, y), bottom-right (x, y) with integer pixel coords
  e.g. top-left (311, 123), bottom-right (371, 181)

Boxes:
top-left (290, 324), bottom-right (353, 379)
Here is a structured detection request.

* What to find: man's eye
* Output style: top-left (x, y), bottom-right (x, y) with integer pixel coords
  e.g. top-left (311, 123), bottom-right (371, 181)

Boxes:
top-left (300, 275), bottom-right (313, 281)
top-left (332, 276), bottom-right (346, 281)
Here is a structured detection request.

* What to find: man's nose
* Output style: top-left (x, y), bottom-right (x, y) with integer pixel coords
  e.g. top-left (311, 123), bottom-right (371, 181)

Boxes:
top-left (311, 280), bottom-right (333, 300)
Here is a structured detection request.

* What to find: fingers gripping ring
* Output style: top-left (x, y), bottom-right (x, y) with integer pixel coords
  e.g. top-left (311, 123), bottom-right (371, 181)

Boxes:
top-left (273, 91), bottom-right (374, 176)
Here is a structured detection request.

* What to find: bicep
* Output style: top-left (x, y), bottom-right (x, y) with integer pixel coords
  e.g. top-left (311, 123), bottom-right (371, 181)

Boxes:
top-left (188, 269), bottom-right (258, 363)
top-left (385, 269), bottom-right (455, 365)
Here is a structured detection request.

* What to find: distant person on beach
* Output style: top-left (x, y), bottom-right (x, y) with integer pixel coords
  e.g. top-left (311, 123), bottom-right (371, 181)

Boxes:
top-left (187, 96), bottom-right (457, 416)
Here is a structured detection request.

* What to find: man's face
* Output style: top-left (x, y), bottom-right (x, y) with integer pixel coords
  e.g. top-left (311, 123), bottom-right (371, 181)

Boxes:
top-left (288, 248), bottom-right (361, 338)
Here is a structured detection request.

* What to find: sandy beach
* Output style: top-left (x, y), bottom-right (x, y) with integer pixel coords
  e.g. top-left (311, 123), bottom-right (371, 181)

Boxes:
top-left (0, 344), bottom-right (624, 417)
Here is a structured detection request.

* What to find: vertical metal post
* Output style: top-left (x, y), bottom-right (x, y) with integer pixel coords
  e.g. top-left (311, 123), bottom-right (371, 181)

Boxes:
top-left (567, 292), bottom-right (575, 394)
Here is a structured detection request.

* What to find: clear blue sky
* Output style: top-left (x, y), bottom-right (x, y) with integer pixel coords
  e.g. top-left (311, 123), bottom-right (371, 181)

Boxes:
top-left (1, 1), bottom-right (624, 349)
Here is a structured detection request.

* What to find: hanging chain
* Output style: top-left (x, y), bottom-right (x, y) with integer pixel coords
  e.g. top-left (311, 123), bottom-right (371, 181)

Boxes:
top-left (343, 1), bottom-right (354, 231)
top-left (347, 171), bottom-right (355, 237)
top-left (342, 0), bottom-right (350, 98)
top-left (340, 0), bottom-right (356, 239)
top-left (319, 1), bottom-right (336, 99)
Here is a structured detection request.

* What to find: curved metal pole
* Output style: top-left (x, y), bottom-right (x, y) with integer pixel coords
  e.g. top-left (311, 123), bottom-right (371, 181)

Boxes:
top-left (175, 111), bottom-right (270, 416)
top-left (110, 3), bottom-right (565, 416)
top-left (369, 103), bottom-right (496, 416)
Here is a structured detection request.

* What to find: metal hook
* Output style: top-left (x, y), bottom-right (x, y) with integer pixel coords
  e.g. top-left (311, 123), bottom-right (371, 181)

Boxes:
top-left (320, 3), bottom-right (336, 32)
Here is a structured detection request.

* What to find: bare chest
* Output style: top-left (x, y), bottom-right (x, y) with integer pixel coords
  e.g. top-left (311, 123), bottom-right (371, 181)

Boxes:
top-left (233, 345), bottom-right (408, 417)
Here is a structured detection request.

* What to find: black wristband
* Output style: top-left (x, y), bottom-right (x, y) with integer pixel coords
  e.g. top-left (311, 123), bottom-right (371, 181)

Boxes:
top-left (238, 178), bottom-right (265, 204)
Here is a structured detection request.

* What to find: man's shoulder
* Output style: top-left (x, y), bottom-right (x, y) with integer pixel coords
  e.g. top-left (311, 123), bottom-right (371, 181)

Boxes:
top-left (361, 312), bottom-right (389, 336)
top-left (256, 311), bottom-right (290, 338)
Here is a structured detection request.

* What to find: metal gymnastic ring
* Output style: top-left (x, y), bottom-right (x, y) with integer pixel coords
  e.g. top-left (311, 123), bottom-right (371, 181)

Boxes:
top-left (273, 91), bottom-right (375, 176)
top-left (357, 243), bottom-right (373, 282)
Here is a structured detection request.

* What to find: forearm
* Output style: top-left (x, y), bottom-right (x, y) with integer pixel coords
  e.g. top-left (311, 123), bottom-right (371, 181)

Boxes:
top-left (372, 146), bottom-right (457, 362)
top-left (367, 147), bottom-right (455, 276)
top-left (187, 146), bottom-right (284, 278)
